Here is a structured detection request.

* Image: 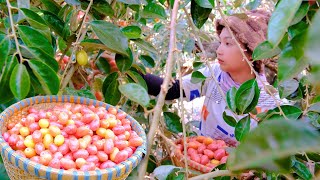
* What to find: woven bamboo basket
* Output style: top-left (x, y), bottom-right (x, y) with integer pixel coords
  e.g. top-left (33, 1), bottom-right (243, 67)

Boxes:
top-left (0, 95), bottom-right (147, 180)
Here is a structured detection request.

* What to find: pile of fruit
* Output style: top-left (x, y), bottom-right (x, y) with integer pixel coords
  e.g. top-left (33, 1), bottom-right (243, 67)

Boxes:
top-left (2, 103), bottom-right (143, 171)
top-left (175, 136), bottom-right (228, 169)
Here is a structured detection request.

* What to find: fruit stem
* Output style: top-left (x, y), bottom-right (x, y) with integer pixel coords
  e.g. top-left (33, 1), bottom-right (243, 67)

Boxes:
top-left (137, 0), bottom-right (181, 178)
top-left (6, 0), bottom-right (24, 63)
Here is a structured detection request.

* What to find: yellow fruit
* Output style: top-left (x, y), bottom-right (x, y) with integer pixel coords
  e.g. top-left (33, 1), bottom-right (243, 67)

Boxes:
top-left (43, 134), bottom-right (53, 149)
top-left (40, 128), bottom-right (49, 136)
top-left (76, 50), bottom-right (88, 66)
top-left (19, 127), bottom-right (30, 137)
top-left (24, 138), bottom-right (35, 148)
top-left (211, 159), bottom-right (220, 165)
top-left (39, 119), bottom-right (49, 128)
top-left (54, 135), bottom-right (65, 146)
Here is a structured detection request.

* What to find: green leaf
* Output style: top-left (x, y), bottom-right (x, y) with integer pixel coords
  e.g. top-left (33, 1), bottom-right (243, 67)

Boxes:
top-left (223, 111), bottom-right (237, 127)
top-left (245, 0), bottom-right (261, 10)
top-left (132, 38), bottom-right (157, 55)
top-left (163, 112), bottom-right (183, 134)
top-left (226, 87), bottom-right (237, 113)
top-left (291, 159), bottom-right (312, 180)
top-left (0, 56), bottom-right (18, 104)
top-left (141, 3), bottom-right (166, 19)
top-left (27, 60), bottom-right (60, 95)
top-left (17, 25), bottom-right (54, 56)
top-left (104, 78), bottom-right (121, 106)
top-left (153, 23), bottom-right (164, 32)
top-left (9, 64), bottom-right (30, 100)
top-left (91, 20), bottom-right (129, 56)
top-left (167, 169), bottom-right (185, 180)
top-left (131, 63), bottom-right (147, 75)
top-left (64, 87), bottom-right (96, 99)
top-left (228, 119), bottom-right (320, 172)
top-left (259, 105), bottom-right (302, 121)
top-left (80, 39), bottom-right (112, 52)
top-left (288, 21), bottom-right (308, 39)
top-left (194, 0), bottom-right (213, 8)
top-left (235, 79), bottom-right (260, 114)
top-left (290, 2), bottom-right (309, 25)
top-left (117, 0), bottom-right (147, 5)
top-left (0, 163), bottom-right (10, 180)
top-left (306, 9), bottom-right (320, 66)
top-left (193, 61), bottom-right (204, 70)
top-left (252, 41), bottom-right (281, 60)
top-left (95, 56), bottom-right (111, 74)
top-left (153, 165), bottom-right (180, 180)
top-left (115, 50), bottom-right (133, 72)
top-left (102, 72), bottom-right (118, 94)
top-left (126, 70), bottom-right (148, 90)
top-left (20, 8), bottom-right (47, 29)
top-left (92, 1), bottom-right (114, 17)
top-left (278, 79), bottom-right (299, 99)
top-left (191, 71), bottom-right (206, 84)
top-left (121, 26), bottom-right (141, 39)
top-left (191, 0), bottom-right (212, 29)
top-left (42, 10), bottom-right (66, 39)
top-left (183, 38), bottom-right (195, 53)
top-left (278, 31), bottom-right (308, 82)
top-left (0, 34), bottom-right (10, 69)
top-left (268, 0), bottom-right (302, 47)
top-left (235, 115), bottom-right (250, 142)
top-left (139, 55), bottom-right (155, 68)
top-left (39, 0), bottom-right (61, 14)
top-left (119, 83), bottom-right (150, 106)
top-left (21, 46), bottom-right (59, 72)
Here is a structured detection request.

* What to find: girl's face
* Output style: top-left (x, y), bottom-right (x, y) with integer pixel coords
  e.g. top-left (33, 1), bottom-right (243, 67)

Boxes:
top-left (216, 28), bottom-right (251, 74)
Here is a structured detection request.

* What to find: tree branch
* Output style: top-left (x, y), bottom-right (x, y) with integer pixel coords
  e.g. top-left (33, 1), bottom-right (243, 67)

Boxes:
top-left (137, 0), bottom-right (181, 178)
top-left (189, 170), bottom-right (232, 180)
top-left (6, 0), bottom-right (24, 63)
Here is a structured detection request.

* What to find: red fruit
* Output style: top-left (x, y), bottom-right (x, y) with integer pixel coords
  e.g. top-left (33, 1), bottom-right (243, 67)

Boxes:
top-left (216, 140), bottom-right (226, 147)
top-left (94, 139), bottom-right (105, 151)
top-left (49, 123), bottom-right (63, 132)
top-left (82, 114), bottom-right (95, 124)
top-left (16, 150), bottom-right (26, 158)
top-left (112, 126), bottom-right (125, 136)
top-left (200, 155), bottom-right (210, 165)
top-left (75, 126), bottom-right (90, 138)
top-left (68, 137), bottom-right (80, 152)
top-left (28, 107), bottom-right (38, 114)
top-left (8, 134), bottom-right (19, 147)
top-left (53, 152), bottom-right (63, 160)
top-left (48, 158), bottom-right (61, 169)
top-left (30, 156), bottom-right (40, 163)
top-left (95, 91), bottom-right (103, 101)
top-left (35, 143), bottom-right (45, 155)
top-left (92, 135), bottom-right (102, 142)
top-left (213, 149), bottom-right (226, 161)
top-left (32, 130), bottom-right (43, 143)
top-left (16, 140), bottom-right (26, 150)
top-left (116, 112), bottom-right (126, 120)
top-left (100, 160), bottom-right (116, 168)
top-left (87, 145), bottom-right (98, 155)
top-left (207, 143), bottom-right (219, 152)
top-left (73, 149), bottom-right (89, 159)
top-left (58, 143), bottom-right (69, 155)
top-left (40, 152), bottom-right (53, 166)
top-left (220, 156), bottom-right (228, 164)
top-left (86, 155), bottom-right (99, 164)
top-left (49, 144), bottom-right (59, 154)
top-left (104, 139), bottom-right (114, 154)
top-left (75, 158), bottom-right (86, 169)
top-left (80, 162), bottom-right (96, 171)
top-left (2, 132), bottom-right (10, 142)
top-left (123, 124), bottom-right (131, 131)
top-left (108, 107), bottom-right (117, 115)
top-left (29, 122), bottom-right (40, 133)
top-left (117, 134), bottom-right (126, 141)
top-left (64, 152), bottom-right (74, 161)
top-left (97, 151), bottom-right (109, 162)
top-left (115, 140), bottom-right (129, 150)
top-left (129, 137), bottom-right (143, 147)
top-left (75, 120), bottom-right (85, 128)
top-left (58, 112), bottom-right (69, 125)
top-left (114, 150), bottom-right (128, 164)
top-left (61, 158), bottom-right (76, 170)
top-left (188, 141), bottom-right (199, 149)
top-left (190, 154), bottom-right (200, 163)
top-left (64, 124), bottom-right (77, 135)
top-left (121, 119), bottom-right (131, 125)
top-left (89, 119), bottom-right (100, 131)
top-left (197, 144), bottom-right (206, 154)
top-left (124, 147), bottom-right (133, 157)
top-left (203, 149), bottom-right (215, 159)
top-left (7, 123), bottom-right (15, 130)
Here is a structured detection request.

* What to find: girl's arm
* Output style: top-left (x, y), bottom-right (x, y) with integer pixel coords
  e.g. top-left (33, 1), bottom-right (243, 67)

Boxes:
top-left (140, 73), bottom-right (185, 100)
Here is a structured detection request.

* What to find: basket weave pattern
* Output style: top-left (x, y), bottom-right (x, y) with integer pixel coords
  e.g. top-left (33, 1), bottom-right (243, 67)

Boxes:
top-left (0, 96), bottom-right (147, 180)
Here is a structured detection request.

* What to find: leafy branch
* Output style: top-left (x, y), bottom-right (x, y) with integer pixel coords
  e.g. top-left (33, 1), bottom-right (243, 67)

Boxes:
top-left (137, 0), bottom-right (181, 178)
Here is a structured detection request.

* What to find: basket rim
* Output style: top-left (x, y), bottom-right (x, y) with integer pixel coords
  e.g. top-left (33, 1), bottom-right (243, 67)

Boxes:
top-left (0, 95), bottom-right (147, 179)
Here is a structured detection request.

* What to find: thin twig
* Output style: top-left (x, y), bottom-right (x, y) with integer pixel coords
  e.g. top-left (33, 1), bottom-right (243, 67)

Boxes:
top-left (183, 7), bottom-right (241, 121)
top-left (303, 83), bottom-right (310, 115)
top-left (177, 52), bottom-right (189, 179)
top-left (189, 170), bottom-right (232, 180)
top-left (6, 0), bottom-right (24, 63)
top-left (60, 0), bottom-right (93, 91)
top-left (137, 0), bottom-right (180, 178)
top-left (215, 1), bottom-right (288, 120)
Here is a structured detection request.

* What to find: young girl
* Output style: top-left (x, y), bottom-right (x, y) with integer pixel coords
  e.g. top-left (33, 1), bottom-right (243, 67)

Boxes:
top-left (140, 10), bottom-right (277, 146)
